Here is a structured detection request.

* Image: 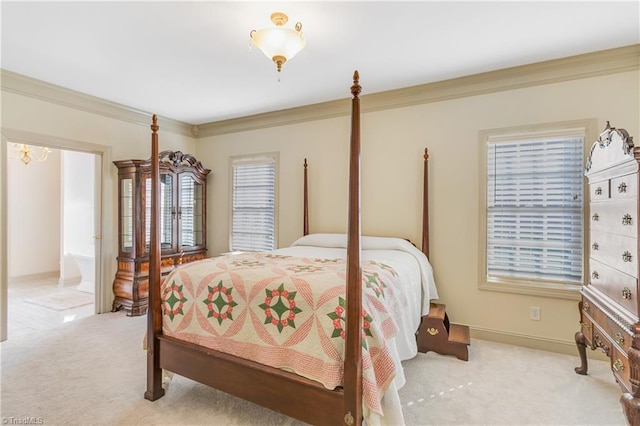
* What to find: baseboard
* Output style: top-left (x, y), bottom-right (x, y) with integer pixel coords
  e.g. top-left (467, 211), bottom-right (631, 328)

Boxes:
top-left (8, 271), bottom-right (59, 283)
top-left (470, 326), bottom-right (609, 362)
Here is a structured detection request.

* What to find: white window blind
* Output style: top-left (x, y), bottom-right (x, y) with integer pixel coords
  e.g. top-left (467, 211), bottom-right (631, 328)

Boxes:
top-left (145, 174), bottom-right (173, 250)
top-left (180, 175), bottom-right (195, 247)
top-left (486, 136), bottom-right (584, 283)
top-left (231, 157), bottom-right (276, 252)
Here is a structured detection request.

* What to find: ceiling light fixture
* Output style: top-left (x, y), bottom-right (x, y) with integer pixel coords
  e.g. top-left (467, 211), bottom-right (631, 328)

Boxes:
top-left (12, 143), bottom-right (51, 166)
top-left (250, 12), bottom-right (305, 73)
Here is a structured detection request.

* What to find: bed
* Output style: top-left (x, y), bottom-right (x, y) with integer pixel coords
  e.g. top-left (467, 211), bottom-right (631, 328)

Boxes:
top-left (144, 71), bottom-right (437, 425)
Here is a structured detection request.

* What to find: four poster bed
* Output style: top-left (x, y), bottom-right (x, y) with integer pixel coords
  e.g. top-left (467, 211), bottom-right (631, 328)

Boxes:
top-left (144, 72), bottom-right (439, 425)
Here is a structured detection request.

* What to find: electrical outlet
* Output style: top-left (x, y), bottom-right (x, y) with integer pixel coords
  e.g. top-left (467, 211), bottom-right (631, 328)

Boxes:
top-left (530, 306), bottom-right (541, 321)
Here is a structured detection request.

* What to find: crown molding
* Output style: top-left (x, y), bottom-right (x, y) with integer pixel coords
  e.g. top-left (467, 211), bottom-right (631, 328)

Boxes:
top-left (0, 69), bottom-right (195, 137)
top-left (2, 44), bottom-right (638, 139)
top-left (199, 44), bottom-right (640, 137)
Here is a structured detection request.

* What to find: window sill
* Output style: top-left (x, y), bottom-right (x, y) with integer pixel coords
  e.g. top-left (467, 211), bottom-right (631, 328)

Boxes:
top-left (480, 278), bottom-right (582, 300)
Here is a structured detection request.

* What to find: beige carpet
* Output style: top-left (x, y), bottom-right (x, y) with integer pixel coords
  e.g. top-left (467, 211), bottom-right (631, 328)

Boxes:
top-left (0, 311), bottom-right (625, 425)
top-left (23, 289), bottom-right (94, 311)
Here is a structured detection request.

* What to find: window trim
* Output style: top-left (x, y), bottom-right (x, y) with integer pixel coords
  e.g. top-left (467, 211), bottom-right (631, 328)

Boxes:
top-left (478, 119), bottom-right (597, 300)
top-left (228, 152), bottom-right (279, 252)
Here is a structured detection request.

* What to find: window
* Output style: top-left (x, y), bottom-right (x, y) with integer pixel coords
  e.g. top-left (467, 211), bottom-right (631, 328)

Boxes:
top-left (479, 121), bottom-right (594, 298)
top-left (230, 154), bottom-right (277, 252)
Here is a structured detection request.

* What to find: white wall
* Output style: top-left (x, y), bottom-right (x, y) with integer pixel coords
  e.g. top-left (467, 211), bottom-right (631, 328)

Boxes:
top-left (197, 69), bottom-right (640, 355)
top-left (60, 150), bottom-right (95, 284)
top-left (62, 150), bottom-right (95, 257)
top-left (6, 145), bottom-right (61, 277)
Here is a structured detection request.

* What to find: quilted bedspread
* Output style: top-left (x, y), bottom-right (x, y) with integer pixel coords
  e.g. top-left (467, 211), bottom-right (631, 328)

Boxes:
top-left (160, 252), bottom-right (403, 417)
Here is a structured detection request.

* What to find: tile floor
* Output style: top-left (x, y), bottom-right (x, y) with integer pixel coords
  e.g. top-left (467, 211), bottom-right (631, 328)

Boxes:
top-left (7, 274), bottom-right (95, 338)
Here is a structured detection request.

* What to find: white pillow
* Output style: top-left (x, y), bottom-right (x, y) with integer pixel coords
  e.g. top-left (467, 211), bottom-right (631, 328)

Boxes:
top-left (291, 233), bottom-right (418, 252)
top-left (290, 233), bottom-right (348, 248)
top-left (361, 235), bottom-right (417, 252)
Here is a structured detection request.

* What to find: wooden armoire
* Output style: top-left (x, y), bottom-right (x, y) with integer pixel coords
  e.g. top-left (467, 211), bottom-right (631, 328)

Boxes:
top-left (112, 150), bottom-right (210, 316)
top-left (575, 122), bottom-right (640, 425)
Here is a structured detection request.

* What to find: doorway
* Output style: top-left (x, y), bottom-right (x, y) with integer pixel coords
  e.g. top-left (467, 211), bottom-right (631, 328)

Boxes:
top-left (2, 133), bottom-right (108, 340)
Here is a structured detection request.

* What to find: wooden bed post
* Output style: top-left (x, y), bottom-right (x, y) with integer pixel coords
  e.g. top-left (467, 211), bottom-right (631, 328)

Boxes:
top-left (144, 75), bottom-right (372, 425)
top-left (303, 158), bottom-right (309, 236)
top-left (145, 114), bottom-right (165, 401)
top-left (422, 148), bottom-right (430, 258)
top-left (344, 71), bottom-right (363, 426)
top-left (417, 145), bottom-right (471, 361)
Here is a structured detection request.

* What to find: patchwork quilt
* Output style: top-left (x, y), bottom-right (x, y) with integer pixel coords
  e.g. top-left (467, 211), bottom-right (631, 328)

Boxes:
top-left (160, 252), bottom-right (403, 417)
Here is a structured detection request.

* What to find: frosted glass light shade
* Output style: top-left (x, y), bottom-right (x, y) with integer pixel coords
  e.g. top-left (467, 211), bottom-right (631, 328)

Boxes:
top-left (251, 27), bottom-right (306, 62)
top-left (250, 12), bottom-right (305, 72)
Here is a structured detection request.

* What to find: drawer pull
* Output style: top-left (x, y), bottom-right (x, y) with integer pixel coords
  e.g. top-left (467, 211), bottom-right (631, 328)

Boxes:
top-left (592, 271), bottom-right (599, 280)
top-left (595, 187), bottom-right (603, 195)
top-left (613, 359), bottom-right (625, 373)
top-left (618, 182), bottom-right (627, 193)
top-left (622, 287), bottom-right (632, 300)
top-left (623, 251), bottom-right (633, 262)
top-left (580, 322), bottom-right (591, 329)
top-left (615, 332), bottom-right (625, 345)
top-left (592, 213), bottom-right (599, 221)
top-left (592, 242), bottom-right (599, 250)
top-left (623, 214), bottom-right (633, 225)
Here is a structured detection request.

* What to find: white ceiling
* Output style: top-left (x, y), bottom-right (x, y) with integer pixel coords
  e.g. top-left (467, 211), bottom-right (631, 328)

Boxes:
top-left (2, 1), bottom-right (639, 125)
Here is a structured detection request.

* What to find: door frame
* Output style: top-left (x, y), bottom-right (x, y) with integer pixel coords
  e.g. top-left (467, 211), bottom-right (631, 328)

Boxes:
top-left (1, 129), bottom-right (113, 341)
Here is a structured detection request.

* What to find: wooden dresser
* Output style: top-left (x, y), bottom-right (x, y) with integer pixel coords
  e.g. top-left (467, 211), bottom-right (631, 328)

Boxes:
top-left (575, 122), bottom-right (640, 424)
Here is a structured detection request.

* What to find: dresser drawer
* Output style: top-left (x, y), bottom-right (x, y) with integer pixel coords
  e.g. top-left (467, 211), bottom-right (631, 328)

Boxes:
top-left (589, 259), bottom-right (638, 316)
top-left (610, 344), bottom-right (632, 393)
top-left (590, 230), bottom-right (638, 278)
top-left (582, 295), bottom-right (632, 354)
top-left (590, 181), bottom-right (610, 202)
top-left (590, 198), bottom-right (637, 237)
top-left (611, 174), bottom-right (637, 200)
